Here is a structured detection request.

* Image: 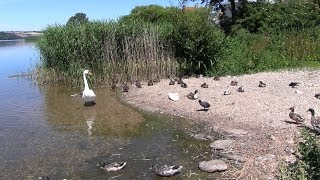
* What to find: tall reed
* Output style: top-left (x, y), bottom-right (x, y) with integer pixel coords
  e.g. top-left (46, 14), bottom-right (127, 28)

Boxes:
top-left (36, 20), bottom-right (177, 86)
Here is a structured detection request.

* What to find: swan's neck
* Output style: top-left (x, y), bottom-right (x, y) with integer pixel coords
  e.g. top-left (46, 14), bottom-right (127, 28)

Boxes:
top-left (83, 73), bottom-right (89, 90)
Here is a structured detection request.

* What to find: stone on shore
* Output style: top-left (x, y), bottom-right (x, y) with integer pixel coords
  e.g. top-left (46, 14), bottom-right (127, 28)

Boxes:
top-left (210, 139), bottom-right (234, 150)
top-left (198, 159), bottom-right (228, 172)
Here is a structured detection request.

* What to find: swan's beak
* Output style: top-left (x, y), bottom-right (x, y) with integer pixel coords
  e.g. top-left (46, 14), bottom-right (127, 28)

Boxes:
top-left (88, 72), bottom-right (92, 75)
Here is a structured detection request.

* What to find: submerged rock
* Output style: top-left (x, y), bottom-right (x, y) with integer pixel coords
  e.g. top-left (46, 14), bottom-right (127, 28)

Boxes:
top-left (198, 159), bottom-right (228, 172)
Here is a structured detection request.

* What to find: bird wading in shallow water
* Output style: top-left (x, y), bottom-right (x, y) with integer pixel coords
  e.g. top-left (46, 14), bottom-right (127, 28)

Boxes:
top-left (82, 70), bottom-right (96, 106)
top-left (98, 162), bottom-right (127, 171)
top-left (153, 164), bottom-right (183, 177)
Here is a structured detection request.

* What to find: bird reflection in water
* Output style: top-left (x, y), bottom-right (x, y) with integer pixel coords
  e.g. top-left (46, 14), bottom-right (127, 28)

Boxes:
top-left (83, 106), bottom-right (96, 139)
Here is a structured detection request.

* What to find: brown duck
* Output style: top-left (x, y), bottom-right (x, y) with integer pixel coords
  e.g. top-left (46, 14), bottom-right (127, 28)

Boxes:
top-left (148, 80), bottom-right (154, 86)
top-left (308, 108), bottom-right (320, 133)
top-left (213, 76), bottom-right (220, 81)
top-left (169, 79), bottom-right (175, 85)
top-left (154, 76), bottom-right (160, 83)
top-left (288, 107), bottom-right (304, 123)
top-left (230, 81), bottom-right (238, 86)
top-left (201, 83), bottom-right (208, 88)
top-left (258, 81), bottom-right (266, 87)
top-left (187, 90), bottom-right (198, 100)
top-left (122, 84), bottom-right (129, 92)
top-left (135, 80), bottom-right (142, 88)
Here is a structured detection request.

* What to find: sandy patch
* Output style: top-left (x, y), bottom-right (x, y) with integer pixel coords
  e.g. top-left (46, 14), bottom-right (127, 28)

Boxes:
top-left (122, 69), bottom-right (320, 179)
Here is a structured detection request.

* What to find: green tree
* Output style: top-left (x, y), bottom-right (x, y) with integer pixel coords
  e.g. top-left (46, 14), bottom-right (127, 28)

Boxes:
top-left (67, 12), bottom-right (89, 26)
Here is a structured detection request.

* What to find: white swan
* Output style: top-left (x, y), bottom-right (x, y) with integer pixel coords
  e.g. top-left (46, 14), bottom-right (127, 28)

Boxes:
top-left (82, 70), bottom-right (96, 105)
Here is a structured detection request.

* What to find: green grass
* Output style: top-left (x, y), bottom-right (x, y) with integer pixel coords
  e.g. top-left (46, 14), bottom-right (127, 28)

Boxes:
top-left (279, 128), bottom-right (320, 180)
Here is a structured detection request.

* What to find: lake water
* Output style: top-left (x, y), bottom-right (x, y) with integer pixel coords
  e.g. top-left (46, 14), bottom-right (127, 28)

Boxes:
top-left (0, 40), bottom-right (222, 179)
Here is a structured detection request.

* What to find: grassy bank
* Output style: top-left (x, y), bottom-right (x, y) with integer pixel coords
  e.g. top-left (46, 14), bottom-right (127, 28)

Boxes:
top-left (36, 21), bottom-right (178, 86)
top-left (279, 128), bottom-right (320, 180)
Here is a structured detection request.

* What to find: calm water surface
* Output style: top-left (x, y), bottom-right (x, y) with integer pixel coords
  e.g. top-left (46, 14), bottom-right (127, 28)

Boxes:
top-left (0, 41), bottom-right (222, 179)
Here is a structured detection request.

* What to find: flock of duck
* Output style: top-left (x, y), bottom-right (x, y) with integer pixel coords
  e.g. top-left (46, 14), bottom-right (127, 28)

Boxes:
top-left (79, 70), bottom-right (320, 178)
top-left (96, 161), bottom-right (183, 177)
top-left (121, 74), bottom-right (320, 134)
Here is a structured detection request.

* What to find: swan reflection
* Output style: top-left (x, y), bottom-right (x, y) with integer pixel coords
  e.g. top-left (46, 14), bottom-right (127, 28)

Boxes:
top-left (83, 107), bottom-right (96, 138)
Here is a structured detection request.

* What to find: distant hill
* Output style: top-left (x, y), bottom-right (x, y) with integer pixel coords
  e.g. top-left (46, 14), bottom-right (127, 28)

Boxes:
top-left (0, 32), bottom-right (21, 40)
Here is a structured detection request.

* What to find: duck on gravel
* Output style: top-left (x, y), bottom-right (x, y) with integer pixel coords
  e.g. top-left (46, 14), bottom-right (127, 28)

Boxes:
top-left (187, 90), bottom-right (198, 100)
top-left (307, 108), bottom-right (320, 133)
top-left (288, 107), bottom-right (304, 123)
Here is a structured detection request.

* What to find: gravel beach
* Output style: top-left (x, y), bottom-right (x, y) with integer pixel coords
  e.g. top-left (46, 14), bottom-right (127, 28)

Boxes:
top-left (123, 69), bottom-right (320, 179)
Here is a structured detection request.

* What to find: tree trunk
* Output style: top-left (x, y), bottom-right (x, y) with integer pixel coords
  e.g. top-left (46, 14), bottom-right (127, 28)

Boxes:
top-left (230, 0), bottom-right (236, 21)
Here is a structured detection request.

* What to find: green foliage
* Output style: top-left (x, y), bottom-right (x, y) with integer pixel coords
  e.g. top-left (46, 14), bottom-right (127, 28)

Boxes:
top-left (172, 9), bottom-right (224, 75)
top-left (120, 5), bottom-right (181, 24)
top-left (279, 128), bottom-right (320, 180)
top-left (228, 0), bottom-right (320, 34)
top-left (121, 5), bottom-right (225, 75)
top-left (210, 27), bottom-right (320, 76)
top-left (0, 32), bottom-right (21, 40)
top-left (66, 12), bottom-right (89, 26)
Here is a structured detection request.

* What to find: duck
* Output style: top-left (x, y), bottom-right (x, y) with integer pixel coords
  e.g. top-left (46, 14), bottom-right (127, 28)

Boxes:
top-left (168, 92), bottom-right (179, 101)
top-left (135, 80), bottom-right (142, 88)
top-left (289, 82), bottom-right (299, 88)
top-left (148, 80), bottom-right (154, 86)
top-left (223, 89), bottom-right (231, 95)
top-left (181, 83), bottom-right (187, 88)
top-left (230, 80), bottom-right (238, 86)
top-left (213, 76), bottom-right (220, 81)
top-left (307, 108), bottom-right (320, 133)
top-left (98, 161), bottom-right (127, 171)
top-left (187, 90), bottom-right (198, 100)
top-left (154, 76), bottom-right (160, 83)
top-left (201, 83), bottom-right (208, 88)
top-left (288, 107), bottom-right (304, 123)
top-left (153, 164), bottom-right (183, 177)
top-left (237, 86), bottom-right (244, 92)
top-left (177, 78), bottom-right (183, 84)
top-left (173, 77), bottom-right (180, 82)
top-left (169, 79), bottom-right (175, 85)
top-left (122, 83), bottom-right (129, 92)
top-left (198, 99), bottom-right (210, 110)
top-left (258, 81), bottom-right (266, 87)
top-left (196, 74), bottom-right (203, 78)
top-left (315, 93), bottom-right (320, 99)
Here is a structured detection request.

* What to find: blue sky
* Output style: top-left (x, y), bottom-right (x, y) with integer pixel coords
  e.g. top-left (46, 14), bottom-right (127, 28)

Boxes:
top-left (0, 0), bottom-right (197, 31)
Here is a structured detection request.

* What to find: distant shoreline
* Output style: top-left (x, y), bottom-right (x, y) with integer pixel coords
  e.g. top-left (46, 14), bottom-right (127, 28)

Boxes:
top-left (0, 39), bottom-right (25, 42)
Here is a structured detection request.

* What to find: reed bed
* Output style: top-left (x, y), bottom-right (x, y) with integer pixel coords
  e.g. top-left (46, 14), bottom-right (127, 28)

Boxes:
top-left (36, 21), bottom-right (178, 86)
